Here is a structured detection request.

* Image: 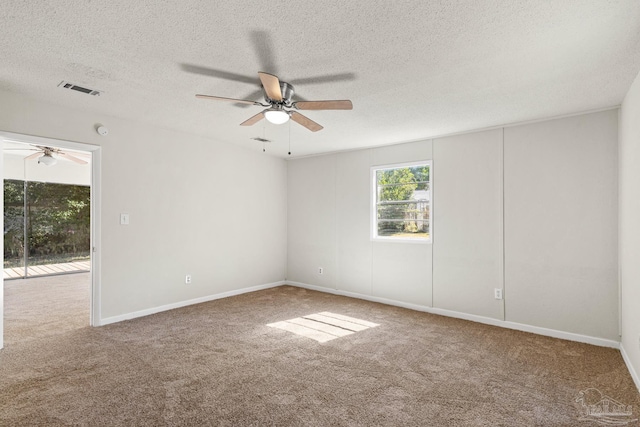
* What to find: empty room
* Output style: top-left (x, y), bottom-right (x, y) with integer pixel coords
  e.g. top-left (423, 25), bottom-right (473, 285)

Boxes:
top-left (2, 1), bottom-right (640, 426)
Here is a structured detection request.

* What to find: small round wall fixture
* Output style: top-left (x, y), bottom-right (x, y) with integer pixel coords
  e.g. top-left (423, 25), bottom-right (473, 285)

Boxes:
top-left (96, 125), bottom-right (108, 136)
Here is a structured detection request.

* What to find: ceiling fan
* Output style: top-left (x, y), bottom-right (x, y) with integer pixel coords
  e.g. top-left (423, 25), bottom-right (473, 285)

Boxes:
top-left (4, 145), bottom-right (88, 166)
top-left (195, 71), bottom-right (353, 132)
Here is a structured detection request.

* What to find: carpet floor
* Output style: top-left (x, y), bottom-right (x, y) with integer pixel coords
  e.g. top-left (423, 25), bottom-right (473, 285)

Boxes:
top-left (3, 273), bottom-right (90, 346)
top-left (1, 279), bottom-right (638, 426)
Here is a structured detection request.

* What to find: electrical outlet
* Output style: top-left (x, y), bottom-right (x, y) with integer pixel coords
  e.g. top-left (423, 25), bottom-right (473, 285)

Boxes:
top-left (318, 267), bottom-right (324, 275)
top-left (185, 274), bottom-right (192, 284)
top-left (494, 288), bottom-right (503, 300)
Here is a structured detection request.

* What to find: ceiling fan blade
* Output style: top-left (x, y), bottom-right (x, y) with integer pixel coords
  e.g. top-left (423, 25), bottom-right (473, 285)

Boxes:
top-left (240, 112), bottom-right (265, 126)
top-left (235, 89), bottom-right (265, 108)
top-left (290, 72), bottom-right (356, 85)
top-left (290, 112), bottom-right (323, 132)
top-left (59, 152), bottom-right (88, 164)
top-left (196, 94), bottom-right (260, 105)
top-left (180, 64), bottom-right (256, 85)
top-left (258, 72), bottom-right (282, 101)
top-left (25, 152), bottom-right (42, 160)
top-left (65, 151), bottom-right (91, 159)
top-left (294, 100), bottom-right (353, 110)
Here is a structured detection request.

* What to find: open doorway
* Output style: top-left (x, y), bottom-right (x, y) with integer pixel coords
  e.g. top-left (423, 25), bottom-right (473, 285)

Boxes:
top-left (4, 143), bottom-right (91, 279)
top-left (1, 133), bottom-right (101, 349)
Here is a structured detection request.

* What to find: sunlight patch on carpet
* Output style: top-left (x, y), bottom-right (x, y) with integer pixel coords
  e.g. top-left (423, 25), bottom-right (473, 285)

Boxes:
top-left (267, 312), bottom-right (379, 343)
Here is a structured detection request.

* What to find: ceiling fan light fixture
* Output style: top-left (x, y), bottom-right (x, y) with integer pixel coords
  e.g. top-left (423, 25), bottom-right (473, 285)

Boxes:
top-left (264, 108), bottom-right (290, 125)
top-left (38, 153), bottom-right (57, 166)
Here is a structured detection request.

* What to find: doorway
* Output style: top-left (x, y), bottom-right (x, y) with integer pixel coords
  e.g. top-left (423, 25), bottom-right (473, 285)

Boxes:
top-left (0, 132), bottom-right (101, 349)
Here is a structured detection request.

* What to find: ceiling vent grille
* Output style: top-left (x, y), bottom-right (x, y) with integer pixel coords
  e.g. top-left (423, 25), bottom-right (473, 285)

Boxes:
top-left (58, 81), bottom-right (102, 96)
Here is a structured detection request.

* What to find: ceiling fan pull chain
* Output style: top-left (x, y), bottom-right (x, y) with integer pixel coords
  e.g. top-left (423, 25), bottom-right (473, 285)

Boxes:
top-left (288, 121), bottom-right (292, 156)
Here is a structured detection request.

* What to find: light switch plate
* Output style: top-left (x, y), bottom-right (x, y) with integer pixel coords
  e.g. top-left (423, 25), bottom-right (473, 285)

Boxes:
top-left (120, 213), bottom-right (130, 225)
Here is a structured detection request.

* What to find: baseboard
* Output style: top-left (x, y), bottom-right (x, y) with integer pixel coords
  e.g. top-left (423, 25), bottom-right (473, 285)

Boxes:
top-left (620, 344), bottom-right (640, 393)
top-left (285, 281), bottom-right (620, 349)
top-left (99, 280), bottom-right (286, 326)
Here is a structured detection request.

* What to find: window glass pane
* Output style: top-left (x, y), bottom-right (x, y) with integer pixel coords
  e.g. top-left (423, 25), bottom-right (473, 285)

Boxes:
top-left (4, 179), bottom-right (25, 269)
top-left (409, 166), bottom-right (430, 189)
top-left (376, 167), bottom-right (418, 187)
top-left (377, 201), bottom-right (429, 220)
top-left (377, 220), bottom-right (429, 238)
top-left (378, 204), bottom-right (409, 220)
top-left (377, 183), bottom-right (423, 202)
top-left (26, 182), bottom-right (91, 268)
top-left (373, 163), bottom-right (430, 241)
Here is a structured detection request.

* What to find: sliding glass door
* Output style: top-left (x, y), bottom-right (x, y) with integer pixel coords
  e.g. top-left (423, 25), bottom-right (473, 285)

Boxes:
top-left (3, 180), bottom-right (90, 278)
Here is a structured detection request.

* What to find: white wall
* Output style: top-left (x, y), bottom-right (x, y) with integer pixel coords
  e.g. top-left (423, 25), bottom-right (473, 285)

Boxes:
top-left (336, 150), bottom-right (372, 295)
top-left (504, 111), bottom-right (619, 340)
top-left (0, 90), bottom-right (287, 321)
top-left (288, 141), bottom-right (433, 306)
top-left (619, 69), bottom-right (640, 387)
top-left (432, 129), bottom-right (504, 320)
top-left (287, 155), bottom-right (337, 289)
top-left (287, 110), bottom-right (619, 342)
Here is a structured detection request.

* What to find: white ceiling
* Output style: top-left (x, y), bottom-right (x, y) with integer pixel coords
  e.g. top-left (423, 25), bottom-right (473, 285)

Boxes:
top-left (1, 1), bottom-right (639, 158)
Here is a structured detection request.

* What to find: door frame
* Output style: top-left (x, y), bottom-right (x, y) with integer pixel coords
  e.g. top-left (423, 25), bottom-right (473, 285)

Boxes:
top-left (0, 131), bottom-right (102, 349)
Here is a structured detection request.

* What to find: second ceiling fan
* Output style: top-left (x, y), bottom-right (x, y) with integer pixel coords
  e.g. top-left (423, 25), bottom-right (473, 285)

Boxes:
top-left (4, 145), bottom-right (89, 166)
top-left (196, 71), bottom-right (353, 132)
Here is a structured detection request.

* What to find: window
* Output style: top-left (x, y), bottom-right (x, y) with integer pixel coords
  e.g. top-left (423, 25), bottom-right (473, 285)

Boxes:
top-left (372, 161), bottom-right (431, 242)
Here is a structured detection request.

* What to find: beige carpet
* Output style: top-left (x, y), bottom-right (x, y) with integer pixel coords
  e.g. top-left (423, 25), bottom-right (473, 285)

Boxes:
top-left (1, 280), bottom-right (638, 426)
top-left (3, 272), bottom-right (90, 346)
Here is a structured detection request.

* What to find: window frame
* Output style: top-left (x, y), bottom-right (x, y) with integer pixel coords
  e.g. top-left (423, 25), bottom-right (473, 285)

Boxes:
top-left (370, 160), bottom-right (432, 244)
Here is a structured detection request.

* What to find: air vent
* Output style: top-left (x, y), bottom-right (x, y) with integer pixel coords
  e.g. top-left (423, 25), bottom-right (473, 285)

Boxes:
top-left (58, 81), bottom-right (102, 96)
top-left (251, 137), bottom-right (271, 143)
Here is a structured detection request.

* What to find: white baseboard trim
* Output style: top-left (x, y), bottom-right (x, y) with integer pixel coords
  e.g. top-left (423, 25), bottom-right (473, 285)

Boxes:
top-left (99, 280), bottom-right (286, 326)
top-left (620, 344), bottom-right (640, 393)
top-left (285, 281), bottom-right (620, 349)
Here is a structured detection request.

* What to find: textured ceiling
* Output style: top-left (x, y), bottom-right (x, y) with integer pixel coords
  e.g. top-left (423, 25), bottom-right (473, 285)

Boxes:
top-left (1, 1), bottom-right (639, 157)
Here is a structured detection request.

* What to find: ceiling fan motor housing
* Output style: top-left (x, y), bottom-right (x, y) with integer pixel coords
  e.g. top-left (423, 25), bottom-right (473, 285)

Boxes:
top-left (264, 81), bottom-right (295, 106)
